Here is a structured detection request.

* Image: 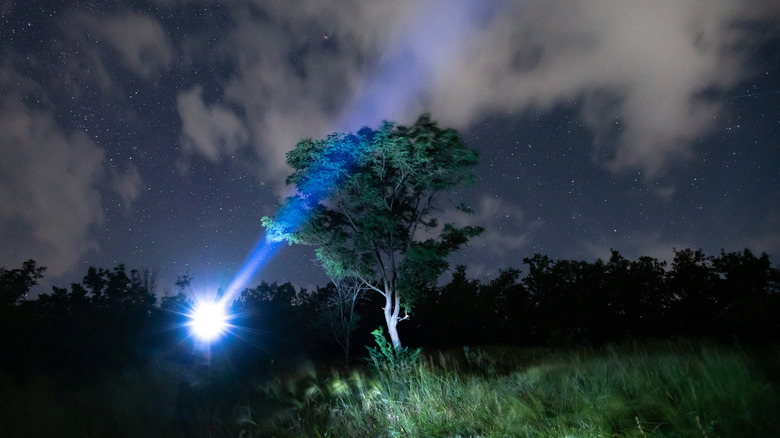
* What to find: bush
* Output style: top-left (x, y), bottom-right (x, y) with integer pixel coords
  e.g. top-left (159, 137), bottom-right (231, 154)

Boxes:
top-left (365, 327), bottom-right (421, 375)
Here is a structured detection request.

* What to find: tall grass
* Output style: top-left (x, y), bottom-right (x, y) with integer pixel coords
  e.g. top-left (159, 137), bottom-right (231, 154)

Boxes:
top-left (0, 357), bottom-right (258, 437)
top-left (1, 365), bottom-right (180, 437)
top-left (255, 342), bottom-right (779, 437)
top-left (1, 342), bottom-right (776, 437)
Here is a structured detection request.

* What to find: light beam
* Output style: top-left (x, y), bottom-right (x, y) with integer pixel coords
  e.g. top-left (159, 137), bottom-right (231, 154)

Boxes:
top-left (220, 238), bottom-right (282, 304)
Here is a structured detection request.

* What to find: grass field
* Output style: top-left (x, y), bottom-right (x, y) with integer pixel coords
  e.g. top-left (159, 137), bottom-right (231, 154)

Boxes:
top-left (2, 340), bottom-right (778, 437)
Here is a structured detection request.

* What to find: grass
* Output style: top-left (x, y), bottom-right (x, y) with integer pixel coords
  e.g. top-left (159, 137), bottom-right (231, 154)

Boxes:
top-left (1, 341), bottom-right (777, 437)
top-left (255, 341), bottom-right (779, 437)
top-left (0, 357), bottom-right (258, 437)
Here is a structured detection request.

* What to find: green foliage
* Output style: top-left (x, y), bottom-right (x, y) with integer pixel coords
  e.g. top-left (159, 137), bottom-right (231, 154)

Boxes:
top-left (365, 327), bottom-right (421, 375)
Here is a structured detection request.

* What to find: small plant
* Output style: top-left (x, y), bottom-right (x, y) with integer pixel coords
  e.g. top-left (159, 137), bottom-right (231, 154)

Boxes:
top-left (365, 327), bottom-right (421, 375)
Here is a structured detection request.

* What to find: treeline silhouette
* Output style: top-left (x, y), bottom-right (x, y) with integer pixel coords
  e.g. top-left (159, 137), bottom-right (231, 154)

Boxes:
top-left (1, 248), bottom-right (778, 382)
top-left (410, 248), bottom-right (779, 348)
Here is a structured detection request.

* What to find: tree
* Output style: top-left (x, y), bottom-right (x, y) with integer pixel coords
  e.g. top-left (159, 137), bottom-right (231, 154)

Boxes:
top-left (263, 114), bottom-right (483, 349)
top-left (611, 253), bottom-right (669, 338)
top-left (22, 264), bottom-right (159, 378)
top-left (667, 248), bottom-right (718, 336)
top-left (478, 267), bottom-right (529, 344)
top-left (711, 249), bottom-right (780, 341)
top-left (312, 277), bottom-right (367, 366)
top-left (232, 281), bottom-right (312, 358)
top-left (522, 254), bottom-right (584, 345)
top-left (0, 260), bottom-right (46, 375)
top-left (0, 259), bottom-right (46, 305)
top-left (415, 265), bottom-right (480, 346)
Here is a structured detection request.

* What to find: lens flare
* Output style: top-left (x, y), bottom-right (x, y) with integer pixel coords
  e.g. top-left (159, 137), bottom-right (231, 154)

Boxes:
top-left (189, 300), bottom-right (229, 342)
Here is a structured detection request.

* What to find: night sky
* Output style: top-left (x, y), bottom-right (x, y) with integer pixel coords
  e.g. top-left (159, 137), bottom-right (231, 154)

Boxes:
top-left (1, 1), bottom-right (779, 297)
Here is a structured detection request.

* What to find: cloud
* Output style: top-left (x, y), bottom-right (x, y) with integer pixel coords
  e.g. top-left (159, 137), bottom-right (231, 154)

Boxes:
top-left (463, 195), bottom-right (533, 256)
top-left (0, 72), bottom-right (105, 275)
top-left (749, 203), bottom-right (780, 256)
top-left (219, 1), bottom-right (375, 185)
top-left (423, 0), bottom-right (777, 177)
top-left (112, 166), bottom-right (144, 209)
top-left (76, 11), bottom-right (173, 79)
top-left (0, 66), bottom-right (143, 276)
top-left (43, 9), bottom-right (174, 103)
top-left (443, 194), bottom-right (541, 279)
top-left (217, 1), bottom-right (506, 186)
top-left (177, 85), bottom-right (250, 162)
top-left (187, 0), bottom-right (779, 188)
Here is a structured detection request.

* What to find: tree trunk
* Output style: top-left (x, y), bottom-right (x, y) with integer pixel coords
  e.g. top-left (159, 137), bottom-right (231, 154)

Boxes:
top-left (344, 336), bottom-right (350, 367)
top-left (383, 286), bottom-right (403, 350)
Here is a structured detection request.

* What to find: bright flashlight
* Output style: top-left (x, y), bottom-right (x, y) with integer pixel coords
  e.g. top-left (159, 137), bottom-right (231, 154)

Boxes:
top-left (189, 301), bottom-right (229, 342)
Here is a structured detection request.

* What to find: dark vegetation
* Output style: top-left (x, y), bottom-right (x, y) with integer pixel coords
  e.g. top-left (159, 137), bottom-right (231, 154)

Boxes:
top-left (412, 248), bottom-right (780, 348)
top-left (1, 248), bottom-right (779, 436)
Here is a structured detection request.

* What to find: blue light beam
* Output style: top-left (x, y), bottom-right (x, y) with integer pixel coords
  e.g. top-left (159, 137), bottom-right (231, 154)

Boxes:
top-left (219, 237), bottom-right (282, 305)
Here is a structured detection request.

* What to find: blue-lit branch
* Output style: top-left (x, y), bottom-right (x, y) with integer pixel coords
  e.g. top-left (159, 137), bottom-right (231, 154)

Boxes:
top-left (214, 135), bottom-right (366, 308)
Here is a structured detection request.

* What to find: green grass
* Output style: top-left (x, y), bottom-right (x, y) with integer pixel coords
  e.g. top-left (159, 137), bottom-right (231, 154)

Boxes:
top-left (255, 342), bottom-right (779, 437)
top-left (1, 341), bottom-right (777, 437)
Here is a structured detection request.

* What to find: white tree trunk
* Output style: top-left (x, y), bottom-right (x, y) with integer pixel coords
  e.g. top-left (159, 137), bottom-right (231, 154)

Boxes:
top-left (383, 284), bottom-right (403, 350)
